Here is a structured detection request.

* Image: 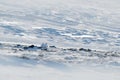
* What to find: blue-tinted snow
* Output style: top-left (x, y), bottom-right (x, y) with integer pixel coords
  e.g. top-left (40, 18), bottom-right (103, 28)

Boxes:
top-left (0, 0), bottom-right (120, 80)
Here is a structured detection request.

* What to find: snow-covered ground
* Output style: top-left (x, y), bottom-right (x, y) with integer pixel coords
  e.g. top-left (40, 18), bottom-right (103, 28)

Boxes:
top-left (0, 0), bottom-right (120, 50)
top-left (0, 45), bottom-right (120, 80)
top-left (0, 0), bottom-right (120, 80)
top-left (0, 55), bottom-right (120, 80)
top-left (0, 54), bottom-right (120, 80)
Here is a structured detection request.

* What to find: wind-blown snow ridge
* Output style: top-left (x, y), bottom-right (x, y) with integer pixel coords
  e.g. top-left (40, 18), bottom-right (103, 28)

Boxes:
top-left (0, 6), bottom-right (120, 50)
top-left (0, 43), bottom-right (120, 67)
top-left (0, 0), bottom-right (120, 80)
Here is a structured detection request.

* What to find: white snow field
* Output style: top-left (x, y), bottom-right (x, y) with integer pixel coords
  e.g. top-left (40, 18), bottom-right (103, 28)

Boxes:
top-left (0, 0), bottom-right (120, 80)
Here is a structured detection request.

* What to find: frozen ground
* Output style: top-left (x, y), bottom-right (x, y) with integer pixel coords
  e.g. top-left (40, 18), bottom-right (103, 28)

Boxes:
top-left (0, 0), bottom-right (120, 80)
top-left (0, 43), bottom-right (120, 80)
top-left (0, 0), bottom-right (120, 50)
top-left (0, 46), bottom-right (120, 80)
top-left (0, 55), bottom-right (120, 80)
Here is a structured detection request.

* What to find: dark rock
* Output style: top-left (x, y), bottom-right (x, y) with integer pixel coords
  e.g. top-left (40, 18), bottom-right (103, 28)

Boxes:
top-left (14, 44), bottom-right (23, 48)
top-left (79, 48), bottom-right (92, 52)
top-left (29, 45), bottom-right (35, 48)
top-left (23, 46), bottom-right (28, 50)
top-left (49, 46), bottom-right (56, 48)
top-left (67, 48), bottom-right (77, 51)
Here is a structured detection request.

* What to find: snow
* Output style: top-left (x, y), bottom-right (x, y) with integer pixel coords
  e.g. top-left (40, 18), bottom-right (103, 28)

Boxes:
top-left (0, 0), bottom-right (120, 80)
top-left (0, 53), bottom-right (120, 80)
top-left (0, 43), bottom-right (120, 80)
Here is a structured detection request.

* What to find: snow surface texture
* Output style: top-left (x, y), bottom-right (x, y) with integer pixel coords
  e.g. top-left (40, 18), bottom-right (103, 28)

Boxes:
top-left (0, 0), bottom-right (120, 51)
top-left (0, 0), bottom-right (120, 80)
top-left (0, 43), bottom-right (120, 80)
